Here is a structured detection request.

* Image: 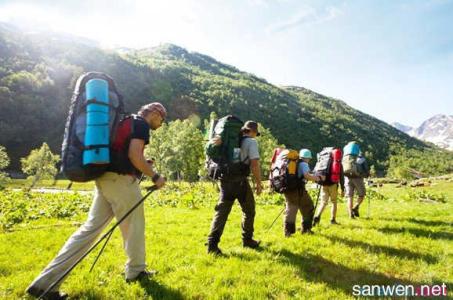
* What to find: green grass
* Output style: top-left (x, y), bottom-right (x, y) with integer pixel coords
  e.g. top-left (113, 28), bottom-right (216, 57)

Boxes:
top-left (6, 179), bottom-right (95, 191)
top-left (0, 181), bottom-right (452, 299)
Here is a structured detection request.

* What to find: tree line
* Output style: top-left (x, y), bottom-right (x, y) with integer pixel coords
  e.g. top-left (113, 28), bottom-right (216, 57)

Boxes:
top-left (1, 25), bottom-right (441, 175)
top-left (0, 115), bottom-right (452, 191)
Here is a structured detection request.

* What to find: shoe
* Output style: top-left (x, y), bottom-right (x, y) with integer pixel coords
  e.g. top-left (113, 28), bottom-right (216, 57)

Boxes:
top-left (284, 222), bottom-right (296, 237)
top-left (313, 216), bottom-right (321, 226)
top-left (330, 219), bottom-right (339, 225)
top-left (26, 286), bottom-right (68, 300)
top-left (126, 270), bottom-right (158, 283)
top-left (207, 243), bottom-right (223, 256)
top-left (242, 239), bottom-right (260, 249)
top-left (301, 220), bottom-right (314, 234)
top-left (352, 206), bottom-right (360, 217)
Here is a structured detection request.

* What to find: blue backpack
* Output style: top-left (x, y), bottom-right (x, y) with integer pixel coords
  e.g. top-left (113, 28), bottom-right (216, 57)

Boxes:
top-left (61, 72), bottom-right (125, 182)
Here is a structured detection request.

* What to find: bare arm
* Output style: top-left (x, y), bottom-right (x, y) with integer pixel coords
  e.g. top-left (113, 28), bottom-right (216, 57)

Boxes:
top-left (128, 139), bottom-right (156, 178)
top-left (304, 172), bottom-right (321, 182)
top-left (250, 159), bottom-right (263, 195)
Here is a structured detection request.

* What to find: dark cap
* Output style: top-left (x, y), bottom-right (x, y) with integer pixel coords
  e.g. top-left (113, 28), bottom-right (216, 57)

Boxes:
top-left (242, 120), bottom-right (261, 136)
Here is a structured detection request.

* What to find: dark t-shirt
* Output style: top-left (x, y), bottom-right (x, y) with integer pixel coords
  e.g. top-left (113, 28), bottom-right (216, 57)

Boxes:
top-left (109, 116), bottom-right (150, 177)
top-left (131, 117), bottom-right (150, 145)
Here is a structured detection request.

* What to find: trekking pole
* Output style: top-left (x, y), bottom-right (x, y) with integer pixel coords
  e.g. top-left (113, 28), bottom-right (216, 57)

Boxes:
top-left (367, 193), bottom-right (371, 219)
top-left (39, 185), bottom-right (158, 300)
top-left (311, 184), bottom-right (321, 226)
top-left (89, 230), bottom-right (114, 273)
top-left (266, 206), bottom-right (285, 232)
top-left (89, 174), bottom-right (148, 273)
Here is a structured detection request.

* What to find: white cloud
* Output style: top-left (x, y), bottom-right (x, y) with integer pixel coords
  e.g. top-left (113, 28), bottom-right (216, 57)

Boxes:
top-left (266, 5), bottom-right (342, 33)
top-left (0, 0), bottom-right (205, 49)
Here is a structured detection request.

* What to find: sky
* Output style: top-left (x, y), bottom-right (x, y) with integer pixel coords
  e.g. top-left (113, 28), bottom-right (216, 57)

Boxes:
top-left (0, 0), bottom-right (452, 127)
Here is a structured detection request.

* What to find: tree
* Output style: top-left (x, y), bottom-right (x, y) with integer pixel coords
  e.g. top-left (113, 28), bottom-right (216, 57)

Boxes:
top-left (0, 145), bottom-right (10, 189)
top-left (146, 119), bottom-right (204, 182)
top-left (21, 143), bottom-right (60, 191)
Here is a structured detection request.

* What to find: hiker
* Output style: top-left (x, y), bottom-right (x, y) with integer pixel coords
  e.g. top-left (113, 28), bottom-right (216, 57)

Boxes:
top-left (206, 120), bottom-right (262, 255)
top-left (283, 149), bottom-right (322, 236)
top-left (26, 103), bottom-right (167, 300)
top-left (313, 148), bottom-right (345, 225)
top-left (342, 141), bottom-right (369, 218)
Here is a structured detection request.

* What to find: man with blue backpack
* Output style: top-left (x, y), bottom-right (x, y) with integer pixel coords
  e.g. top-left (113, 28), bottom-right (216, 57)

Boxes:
top-left (342, 141), bottom-right (370, 218)
top-left (27, 72), bottom-right (168, 299)
top-left (205, 117), bottom-right (263, 255)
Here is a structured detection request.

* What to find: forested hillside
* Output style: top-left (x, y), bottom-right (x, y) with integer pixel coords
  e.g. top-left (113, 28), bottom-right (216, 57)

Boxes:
top-left (1, 23), bottom-right (450, 174)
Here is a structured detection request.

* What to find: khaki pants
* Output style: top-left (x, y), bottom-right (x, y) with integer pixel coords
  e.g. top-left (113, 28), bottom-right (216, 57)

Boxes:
top-left (345, 177), bottom-right (366, 198)
top-left (284, 188), bottom-right (314, 229)
top-left (321, 184), bottom-right (338, 205)
top-left (28, 172), bottom-right (146, 291)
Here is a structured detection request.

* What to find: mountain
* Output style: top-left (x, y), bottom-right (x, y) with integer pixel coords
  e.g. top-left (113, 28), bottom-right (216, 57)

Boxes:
top-left (391, 122), bottom-right (413, 134)
top-left (0, 22), bottom-right (441, 173)
top-left (392, 115), bottom-right (453, 151)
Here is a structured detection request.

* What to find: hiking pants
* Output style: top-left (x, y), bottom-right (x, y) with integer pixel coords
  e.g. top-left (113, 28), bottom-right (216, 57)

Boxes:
top-left (207, 179), bottom-right (255, 245)
top-left (345, 177), bottom-right (366, 198)
top-left (320, 184), bottom-right (338, 205)
top-left (28, 172), bottom-right (146, 291)
top-left (284, 188), bottom-right (314, 229)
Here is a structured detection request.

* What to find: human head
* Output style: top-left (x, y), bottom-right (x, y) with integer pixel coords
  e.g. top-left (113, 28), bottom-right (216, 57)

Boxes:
top-left (299, 148), bottom-right (312, 162)
top-left (138, 102), bottom-right (167, 130)
top-left (241, 120), bottom-right (261, 138)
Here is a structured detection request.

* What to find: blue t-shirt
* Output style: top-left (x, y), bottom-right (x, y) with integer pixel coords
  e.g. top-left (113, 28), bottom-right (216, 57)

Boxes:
top-left (298, 161), bottom-right (310, 178)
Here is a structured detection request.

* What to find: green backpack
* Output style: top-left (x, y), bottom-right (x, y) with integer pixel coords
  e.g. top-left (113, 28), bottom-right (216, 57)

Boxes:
top-left (205, 115), bottom-right (250, 180)
top-left (342, 154), bottom-right (370, 178)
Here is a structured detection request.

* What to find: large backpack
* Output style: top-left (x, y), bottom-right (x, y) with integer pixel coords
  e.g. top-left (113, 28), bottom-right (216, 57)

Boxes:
top-left (314, 147), bottom-right (342, 184)
top-left (61, 72), bottom-right (125, 182)
top-left (342, 154), bottom-right (369, 178)
top-left (269, 148), bottom-right (303, 193)
top-left (205, 115), bottom-right (250, 180)
top-left (108, 115), bottom-right (140, 176)
top-left (356, 156), bottom-right (370, 178)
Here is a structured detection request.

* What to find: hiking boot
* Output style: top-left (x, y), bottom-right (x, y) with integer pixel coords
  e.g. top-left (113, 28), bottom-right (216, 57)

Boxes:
top-left (243, 238), bottom-right (260, 249)
top-left (126, 270), bottom-right (158, 283)
top-left (207, 243), bottom-right (223, 256)
top-left (313, 216), bottom-right (321, 227)
top-left (26, 286), bottom-right (68, 300)
top-left (330, 219), bottom-right (339, 225)
top-left (301, 220), bottom-right (313, 234)
top-left (352, 206), bottom-right (360, 217)
top-left (284, 222), bottom-right (296, 237)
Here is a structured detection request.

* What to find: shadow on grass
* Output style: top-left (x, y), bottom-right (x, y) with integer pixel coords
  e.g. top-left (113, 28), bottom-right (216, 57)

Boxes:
top-left (407, 218), bottom-right (453, 227)
top-left (73, 278), bottom-right (185, 299)
top-left (378, 217), bottom-right (453, 228)
top-left (320, 234), bottom-right (438, 264)
top-left (139, 278), bottom-right (185, 300)
top-left (269, 249), bottom-right (449, 297)
top-left (375, 226), bottom-right (453, 241)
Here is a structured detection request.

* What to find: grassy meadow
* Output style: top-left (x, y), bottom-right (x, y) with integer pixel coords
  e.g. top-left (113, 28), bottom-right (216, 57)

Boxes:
top-left (0, 178), bottom-right (452, 299)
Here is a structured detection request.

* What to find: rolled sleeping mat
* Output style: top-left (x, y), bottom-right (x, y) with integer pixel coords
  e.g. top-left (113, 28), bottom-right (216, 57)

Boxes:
top-left (83, 79), bottom-right (110, 165)
top-left (343, 142), bottom-right (360, 156)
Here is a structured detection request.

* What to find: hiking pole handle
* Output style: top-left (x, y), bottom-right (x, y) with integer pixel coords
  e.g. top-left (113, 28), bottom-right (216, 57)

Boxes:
top-left (40, 186), bottom-right (158, 299)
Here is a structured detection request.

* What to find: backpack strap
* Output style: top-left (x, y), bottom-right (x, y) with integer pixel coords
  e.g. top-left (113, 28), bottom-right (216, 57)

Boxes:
top-left (239, 136), bottom-right (251, 164)
top-left (81, 99), bottom-right (120, 110)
